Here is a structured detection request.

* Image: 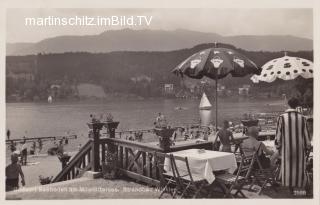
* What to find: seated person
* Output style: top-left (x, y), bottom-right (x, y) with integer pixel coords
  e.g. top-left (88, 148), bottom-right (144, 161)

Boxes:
top-left (241, 126), bottom-right (275, 168)
top-left (215, 120), bottom-right (234, 152)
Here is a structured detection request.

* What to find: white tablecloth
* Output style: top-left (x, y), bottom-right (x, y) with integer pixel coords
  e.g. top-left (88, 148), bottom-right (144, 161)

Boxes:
top-left (263, 140), bottom-right (276, 151)
top-left (263, 140), bottom-right (313, 157)
top-left (164, 149), bottom-right (237, 184)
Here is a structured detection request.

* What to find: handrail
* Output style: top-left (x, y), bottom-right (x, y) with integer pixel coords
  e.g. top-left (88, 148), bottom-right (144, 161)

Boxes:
top-left (100, 137), bottom-right (163, 152)
top-left (100, 137), bottom-right (213, 153)
top-left (51, 140), bottom-right (92, 183)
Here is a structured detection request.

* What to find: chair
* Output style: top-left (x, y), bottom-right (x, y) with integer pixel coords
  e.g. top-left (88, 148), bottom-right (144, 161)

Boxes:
top-left (305, 147), bottom-right (313, 195)
top-left (241, 144), bottom-right (280, 195)
top-left (214, 151), bottom-right (258, 198)
top-left (232, 141), bottom-right (243, 163)
top-left (154, 152), bottom-right (178, 199)
top-left (169, 154), bottom-right (209, 198)
top-left (255, 161), bottom-right (281, 195)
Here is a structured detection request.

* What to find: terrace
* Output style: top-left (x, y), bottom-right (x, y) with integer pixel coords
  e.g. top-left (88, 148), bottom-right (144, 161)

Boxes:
top-left (6, 118), bottom-right (312, 199)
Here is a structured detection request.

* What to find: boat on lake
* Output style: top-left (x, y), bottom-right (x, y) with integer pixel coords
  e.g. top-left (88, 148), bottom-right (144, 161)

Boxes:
top-left (48, 96), bottom-right (53, 103)
top-left (175, 106), bottom-right (188, 110)
top-left (199, 93), bottom-right (212, 110)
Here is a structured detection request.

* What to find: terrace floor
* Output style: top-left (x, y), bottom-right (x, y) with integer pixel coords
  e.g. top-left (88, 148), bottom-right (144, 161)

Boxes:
top-left (6, 176), bottom-right (310, 200)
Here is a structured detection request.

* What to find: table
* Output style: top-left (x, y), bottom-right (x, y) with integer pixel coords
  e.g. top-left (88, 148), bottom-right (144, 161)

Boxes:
top-left (233, 131), bottom-right (276, 141)
top-left (263, 140), bottom-right (276, 151)
top-left (164, 149), bottom-right (237, 184)
top-left (262, 140), bottom-right (313, 151)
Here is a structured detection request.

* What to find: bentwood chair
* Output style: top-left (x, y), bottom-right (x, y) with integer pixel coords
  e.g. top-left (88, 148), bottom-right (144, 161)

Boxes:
top-left (214, 151), bottom-right (258, 198)
top-left (169, 154), bottom-right (209, 198)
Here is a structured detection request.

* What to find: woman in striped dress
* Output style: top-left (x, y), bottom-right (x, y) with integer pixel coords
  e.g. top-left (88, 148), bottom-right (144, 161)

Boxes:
top-left (275, 97), bottom-right (311, 189)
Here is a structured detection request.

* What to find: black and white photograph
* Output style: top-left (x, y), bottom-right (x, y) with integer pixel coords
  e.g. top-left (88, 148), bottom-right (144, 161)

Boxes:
top-left (1, 0), bottom-right (319, 202)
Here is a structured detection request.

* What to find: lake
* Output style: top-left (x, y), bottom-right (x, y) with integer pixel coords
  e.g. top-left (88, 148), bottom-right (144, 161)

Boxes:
top-left (6, 98), bottom-right (285, 152)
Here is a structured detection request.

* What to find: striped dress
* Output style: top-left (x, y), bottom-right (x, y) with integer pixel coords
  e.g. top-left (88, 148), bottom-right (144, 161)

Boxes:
top-left (275, 109), bottom-right (311, 188)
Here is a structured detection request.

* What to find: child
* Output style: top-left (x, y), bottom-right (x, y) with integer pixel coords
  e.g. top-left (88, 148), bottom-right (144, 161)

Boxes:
top-left (6, 153), bottom-right (25, 191)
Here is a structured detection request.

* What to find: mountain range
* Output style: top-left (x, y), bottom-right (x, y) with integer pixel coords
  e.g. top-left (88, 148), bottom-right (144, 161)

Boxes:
top-left (6, 29), bottom-right (313, 56)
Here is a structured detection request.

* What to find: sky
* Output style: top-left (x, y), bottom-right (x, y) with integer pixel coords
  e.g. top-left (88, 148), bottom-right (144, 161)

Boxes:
top-left (6, 8), bottom-right (313, 43)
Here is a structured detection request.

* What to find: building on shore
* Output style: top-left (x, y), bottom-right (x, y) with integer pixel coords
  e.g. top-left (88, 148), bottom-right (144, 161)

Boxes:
top-left (162, 83), bottom-right (175, 97)
top-left (238, 84), bottom-right (251, 96)
top-left (164, 84), bottom-right (174, 94)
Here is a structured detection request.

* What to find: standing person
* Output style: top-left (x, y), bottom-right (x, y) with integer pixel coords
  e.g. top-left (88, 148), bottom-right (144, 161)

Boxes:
top-left (6, 153), bottom-right (25, 191)
top-left (30, 141), bottom-right (36, 155)
top-left (203, 127), bottom-right (209, 141)
top-left (172, 130), bottom-right (177, 142)
top-left (37, 139), bottom-right (43, 154)
top-left (181, 128), bottom-right (188, 141)
top-left (155, 112), bottom-right (167, 128)
top-left (64, 137), bottom-right (69, 145)
top-left (215, 120), bottom-right (234, 152)
top-left (57, 140), bottom-right (64, 157)
top-left (189, 131), bottom-right (194, 139)
top-left (7, 129), bottom-right (10, 140)
top-left (20, 141), bottom-right (28, 166)
top-left (275, 97), bottom-right (311, 194)
top-left (10, 141), bottom-right (16, 153)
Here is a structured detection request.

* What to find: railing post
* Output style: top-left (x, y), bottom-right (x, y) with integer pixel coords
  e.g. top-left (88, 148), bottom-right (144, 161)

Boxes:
top-left (58, 155), bottom-right (71, 170)
top-left (103, 121), bottom-right (120, 179)
top-left (154, 127), bottom-right (175, 152)
top-left (87, 121), bottom-right (105, 172)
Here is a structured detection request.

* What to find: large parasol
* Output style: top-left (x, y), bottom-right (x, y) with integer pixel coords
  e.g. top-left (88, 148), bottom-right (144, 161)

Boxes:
top-left (251, 53), bottom-right (313, 83)
top-left (250, 53), bottom-right (313, 112)
top-left (172, 44), bottom-right (261, 132)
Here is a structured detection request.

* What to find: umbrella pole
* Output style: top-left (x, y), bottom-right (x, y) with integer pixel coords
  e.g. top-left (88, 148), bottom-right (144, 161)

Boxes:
top-left (215, 77), bottom-right (218, 134)
top-left (214, 42), bottom-right (218, 134)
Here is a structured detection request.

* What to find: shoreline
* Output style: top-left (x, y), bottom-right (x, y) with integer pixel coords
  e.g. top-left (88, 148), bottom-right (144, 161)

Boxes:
top-left (6, 95), bottom-right (284, 104)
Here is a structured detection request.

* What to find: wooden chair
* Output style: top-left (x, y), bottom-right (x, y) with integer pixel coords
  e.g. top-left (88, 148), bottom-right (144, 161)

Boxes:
top-left (154, 152), bottom-right (180, 199)
top-left (169, 154), bottom-right (209, 198)
top-left (214, 151), bottom-right (258, 198)
top-left (243, 144), bottom-right (281, 195)
top-left (254, 159), bottom-right (281, 195)
top-left (306, 147), bottom-right (313, 181)
top-left (305, 147), bottom-right (313, 196)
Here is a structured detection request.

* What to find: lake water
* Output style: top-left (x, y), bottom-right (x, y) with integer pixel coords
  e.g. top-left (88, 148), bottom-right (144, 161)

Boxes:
top-left (6, 98), bottom-right (284, 152)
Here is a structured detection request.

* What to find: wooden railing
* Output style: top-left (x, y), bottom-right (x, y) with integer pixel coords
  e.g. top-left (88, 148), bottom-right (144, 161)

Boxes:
top-left (51, 121), bottom-right (213, 186)
top-left (100, 138), bottom-right (162, 186)
top-left (99, 137), bottom-right (213, 186)
top-left (51, 140), bottom-right (92, 183)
